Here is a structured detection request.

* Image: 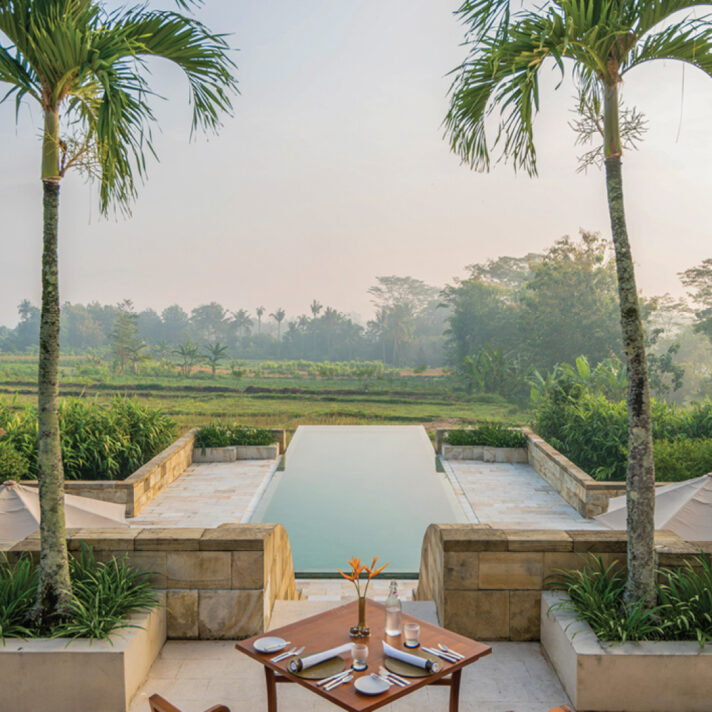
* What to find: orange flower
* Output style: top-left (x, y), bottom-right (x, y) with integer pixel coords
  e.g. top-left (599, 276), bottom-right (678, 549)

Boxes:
top-left (341, 555), bottom-right (389, 597)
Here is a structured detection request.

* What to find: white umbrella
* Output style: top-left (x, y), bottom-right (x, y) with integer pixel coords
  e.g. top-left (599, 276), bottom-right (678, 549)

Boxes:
top-left (596, 474), bottom-right (712, 541)
top-left (0, 479), bottom-right (127, 545)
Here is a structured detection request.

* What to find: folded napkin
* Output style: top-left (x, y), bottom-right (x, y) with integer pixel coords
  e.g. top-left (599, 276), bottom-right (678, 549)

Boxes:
top-left (383, 641), bottom-right (441, 673)
top-left (288, 643), bottom-right (353, 673)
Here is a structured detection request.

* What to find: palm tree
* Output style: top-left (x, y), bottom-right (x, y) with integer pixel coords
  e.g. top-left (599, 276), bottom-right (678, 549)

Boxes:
top-left (270, 308), bottom-right (286, 341)
top-left (255, 306), bottom-right (265, 334)
top-left (174, 341), bottom-right (203, 378)
top-left (202, 342), bottom-right (229, 377)
top-left (232, 309), bottom-right (252, 338)
top-left (446, 0), bottom-right (712, 607)
top-left (310, 299), bottom-right (323, 319)
top-left (0, 0), bottom-right (236, 623)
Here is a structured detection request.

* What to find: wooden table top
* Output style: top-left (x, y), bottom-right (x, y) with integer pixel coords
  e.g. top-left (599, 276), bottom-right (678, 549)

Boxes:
top-left (235, 599), bottom-right (492, 712)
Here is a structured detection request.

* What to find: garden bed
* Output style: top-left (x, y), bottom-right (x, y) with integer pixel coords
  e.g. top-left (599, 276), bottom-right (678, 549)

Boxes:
top-left (541, 590), bottom-right (712, 712)
top-left (192, 443), bottom-right (279, 462)
top-left (21, 429), bottom-right (196, 517)
top-left (0, 599), bottom-right (166, 712)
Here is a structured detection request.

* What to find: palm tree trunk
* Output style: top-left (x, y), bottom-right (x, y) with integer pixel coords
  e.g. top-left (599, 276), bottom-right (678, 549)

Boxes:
top-left (604, 83), bottom-right (656, 608)
top-left (34, 171), bottom-right (73, 623)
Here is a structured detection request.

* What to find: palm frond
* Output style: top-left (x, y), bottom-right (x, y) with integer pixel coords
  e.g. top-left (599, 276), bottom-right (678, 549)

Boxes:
top-left (632, 0), bottom-right (712, 35)
top-left (626, 17), bottom-right (712, 78)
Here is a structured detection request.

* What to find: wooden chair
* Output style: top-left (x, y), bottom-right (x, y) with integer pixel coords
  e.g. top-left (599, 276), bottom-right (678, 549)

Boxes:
top-left (546, 706), bottom-right (572, 712)
top-left (148, 693), bottom-right (230, 712)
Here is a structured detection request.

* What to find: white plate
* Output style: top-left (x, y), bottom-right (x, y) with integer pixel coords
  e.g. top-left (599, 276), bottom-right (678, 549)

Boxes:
top-left (253, 636), bottom-right (288, 653)
top-left (354, 674), bottom-right (390, 695)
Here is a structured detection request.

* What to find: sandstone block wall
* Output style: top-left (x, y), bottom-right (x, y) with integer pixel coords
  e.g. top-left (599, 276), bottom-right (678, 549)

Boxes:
top-left (20, 429), bottom-right (197, 517)
top-left (416, 523), bottom-right (711, 641)
top-left (7, 524), bottom-right (298, 640)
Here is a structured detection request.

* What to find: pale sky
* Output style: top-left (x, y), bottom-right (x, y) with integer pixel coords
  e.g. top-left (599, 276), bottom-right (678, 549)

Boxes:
top-left (1, 0), bottom-right (712, 327)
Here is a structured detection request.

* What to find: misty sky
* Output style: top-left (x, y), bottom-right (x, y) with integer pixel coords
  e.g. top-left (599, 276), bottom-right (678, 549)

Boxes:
top-left (1, 0), bottom-right (711, 328)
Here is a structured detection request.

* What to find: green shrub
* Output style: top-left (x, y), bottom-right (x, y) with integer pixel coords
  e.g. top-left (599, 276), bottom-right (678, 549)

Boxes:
top-left (549, 555), bottom-right (712, 647)
top-left (653, 438), bottom-right (712, 482)
top-left (446, 422), bottom-right (526, 448)
top-left (0, 396), bottom-right (176, 481)
top-left (195, 422), bottom-right (274, 448)
top-left (0, 547), bottom-right (157, 641)
top-left (532, 365), bottom-right (712, 481)
top-left (0, 440), bottom-right (30, 480)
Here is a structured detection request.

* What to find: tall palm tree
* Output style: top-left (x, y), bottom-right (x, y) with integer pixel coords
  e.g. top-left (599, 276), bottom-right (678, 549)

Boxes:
top-left (446, 0), bottom-right (712, 607)
top-left (270, 308), bottom-right (286, 341)
top-left (0, 0), bottom-right (236, 623)
top-left (232, 309), bottom-right (252, 338)
top-left (255, 305), bottom-right (265, 334)
top-left (202, 341), bottom-right (229, 377)
top-left (310, 299), bottom-right (323, 319)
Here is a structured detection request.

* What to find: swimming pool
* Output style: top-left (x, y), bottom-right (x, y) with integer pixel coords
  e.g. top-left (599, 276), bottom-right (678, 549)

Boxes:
top-left (251, 425), bottom-right (466, 575)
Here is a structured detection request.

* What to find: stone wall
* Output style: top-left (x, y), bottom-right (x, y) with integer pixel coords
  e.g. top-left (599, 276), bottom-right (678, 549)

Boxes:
top-left (524, 428), bottom-right (612, 518)
top-left (416, 523), bottom-right (711, 642)
top-left (21, 429), bottom-right (197, 517)
top-left (8, 524), bottom-right (298, 639)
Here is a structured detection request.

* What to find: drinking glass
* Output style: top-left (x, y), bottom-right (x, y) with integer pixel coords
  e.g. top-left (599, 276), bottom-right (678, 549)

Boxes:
top-left (403, 622), bottom-right (420, 648)
top-left (351, 643), bottom-right (368, 671)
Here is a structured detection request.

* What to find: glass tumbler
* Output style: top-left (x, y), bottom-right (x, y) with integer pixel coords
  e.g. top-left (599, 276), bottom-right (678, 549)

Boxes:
top-left (403, 622), bottom-right (420, 648)
top-left (351, 643), bottom-right (368, 671)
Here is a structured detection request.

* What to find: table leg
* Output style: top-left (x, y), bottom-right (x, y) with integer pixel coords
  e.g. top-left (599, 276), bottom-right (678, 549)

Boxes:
top-left (449, 669), bottom-right (462, 712)
top-left (264, 667), bottom-right (278, 712)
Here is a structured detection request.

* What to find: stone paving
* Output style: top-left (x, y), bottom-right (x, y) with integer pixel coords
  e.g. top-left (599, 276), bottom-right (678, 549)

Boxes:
top-left (296, 578), bottom-right (418, 602)
top-left (445, 460), bottom-right (605, 530)
top-left (130, 460), bottom-right (276, 528)
top-left (129, 601), bottom-right (571, 712)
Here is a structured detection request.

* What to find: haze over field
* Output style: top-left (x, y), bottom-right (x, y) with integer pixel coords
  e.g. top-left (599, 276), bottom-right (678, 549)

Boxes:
top-left (2, 0), bottom-right (712, 327)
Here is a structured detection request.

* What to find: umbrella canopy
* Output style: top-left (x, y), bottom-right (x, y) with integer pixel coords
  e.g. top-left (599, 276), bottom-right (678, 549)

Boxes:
top-left (0, 479), bottom-right (127, 545)
top-left (596, 474), bottom-right (712, 541)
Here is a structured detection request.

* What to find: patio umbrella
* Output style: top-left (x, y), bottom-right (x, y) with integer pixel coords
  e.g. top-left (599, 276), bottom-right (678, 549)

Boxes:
top-left (0, 479), bottom-right (127, 545)
top-left (596, 474), bottom-right (712, 541)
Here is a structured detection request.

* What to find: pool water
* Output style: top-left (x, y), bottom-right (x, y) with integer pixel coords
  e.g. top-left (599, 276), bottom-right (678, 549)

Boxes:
top-left (251, 425), bottom-right (466, 575)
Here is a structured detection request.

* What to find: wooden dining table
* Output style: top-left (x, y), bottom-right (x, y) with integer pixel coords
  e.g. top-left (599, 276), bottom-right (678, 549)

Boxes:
top-left (235, 599), bottom-right (492, 712)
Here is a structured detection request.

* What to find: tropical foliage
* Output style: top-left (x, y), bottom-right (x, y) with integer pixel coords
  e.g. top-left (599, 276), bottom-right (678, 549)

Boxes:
top-left (195, 422), bottom-right (274, 448)
top-left (531, 360), bottom-right (712, 481)
top-left (0, 547), bottom-right (157, 640)
top-left (446, 423), bottom-right (526, 448)
top-left (0, 396), bottom-right (176, 480)
top-left (549, 555), bottom-right (712, 647)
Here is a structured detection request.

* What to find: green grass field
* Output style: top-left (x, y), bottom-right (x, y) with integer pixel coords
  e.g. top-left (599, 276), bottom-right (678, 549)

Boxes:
top-left (0, 355), bottom-right (527, 431)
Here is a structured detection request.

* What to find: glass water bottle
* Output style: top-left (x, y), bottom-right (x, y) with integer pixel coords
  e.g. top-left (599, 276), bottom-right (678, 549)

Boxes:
top-left (385, 580), bottom-right (402, 636)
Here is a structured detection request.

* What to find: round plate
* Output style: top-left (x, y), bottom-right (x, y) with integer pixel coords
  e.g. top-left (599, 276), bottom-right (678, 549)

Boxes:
top-left (354, 674), bottom-right (390, 696)
top-left (292, 656), bottom-right (346, 680)
top-left (384, 648), bottom-right (439, 678)
top-left (253, 636), bottom-right (288, 653)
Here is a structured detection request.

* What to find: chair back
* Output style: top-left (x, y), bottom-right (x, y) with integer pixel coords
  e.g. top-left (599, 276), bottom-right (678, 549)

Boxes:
top-left (148, 695), bottom-right (183, 712)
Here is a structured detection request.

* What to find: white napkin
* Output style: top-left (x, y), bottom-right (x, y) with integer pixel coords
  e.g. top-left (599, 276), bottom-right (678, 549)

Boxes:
top-left (288, 643), bottom-right (353, 673)
top-left (382, 641), bottom-right (440, 672)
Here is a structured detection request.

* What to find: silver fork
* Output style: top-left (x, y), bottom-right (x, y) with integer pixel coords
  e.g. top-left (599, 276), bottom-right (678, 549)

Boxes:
top-left (438, 643), bottom-right (464, 660)
top-left (378, 666), bottom-right (408, 687)
top-left (271, 645), bottom-right (300, 663)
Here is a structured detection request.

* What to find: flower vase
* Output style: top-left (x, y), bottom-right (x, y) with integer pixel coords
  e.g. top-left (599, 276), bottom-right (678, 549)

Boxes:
top-left (349, 596), bottom-right (370, 638)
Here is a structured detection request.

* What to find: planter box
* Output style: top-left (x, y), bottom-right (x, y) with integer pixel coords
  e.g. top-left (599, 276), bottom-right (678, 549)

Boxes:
top-left (541, 591), bottom-right (712, 711)
top-left (192, 444), bottom-right (279, 462)
top-left (0, 598), bottom-right (166, 712)
top-left (441, 443), bottom-right (528, 463)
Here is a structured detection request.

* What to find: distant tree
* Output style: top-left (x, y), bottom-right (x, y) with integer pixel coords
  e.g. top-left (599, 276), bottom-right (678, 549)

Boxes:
top-left (232, 309), bottom-right (252, 338)
top-left (310, 300), bottom-right (323, 319)
top-left (270, 308), bottom-right (286, 341)
top-left (255, 306), bottom-right (265, 334)
top-left (111, 301), bottom-right (145, 373)
top-left (518, 232), bottom-right (622, 370)
top-left (153, 340), bottom-right (172, 363)
top-left (13, 300), bottom-right (41, 351)
top-left (161, 305), bottom-right (190, 344)
top-left (173, 341), bottom-right (202, 378)
top-left (680, 259), bottom-right (712, 344)
top-left (61, 303), bottom-right (105, 351)
top-left (202, 342), bottom-right (229, 377)
top-left (136, 309), bottom-right (163, 346)
top-left (191, 303), bottom-right (229, 343)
